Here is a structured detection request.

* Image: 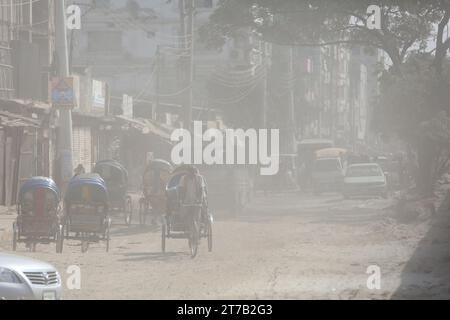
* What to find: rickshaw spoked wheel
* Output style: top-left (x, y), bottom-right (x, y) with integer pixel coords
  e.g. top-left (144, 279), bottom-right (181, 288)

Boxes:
top-left (188, 218), bottom-right (199, 259)
top-left (161, 222), bottom-right (166, 253)
top-left (12, 222), bottom-right (18, 251)
top-left (206, 219), bottom-right (213, 253)
top-left (124, 196), bottom-right (133, 226)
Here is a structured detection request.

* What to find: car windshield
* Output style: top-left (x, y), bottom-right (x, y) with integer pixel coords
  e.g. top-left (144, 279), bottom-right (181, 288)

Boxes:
top-left (314, 159), bottom-right (341, 171)
top-left (347, 166), bottom-right (382, 177)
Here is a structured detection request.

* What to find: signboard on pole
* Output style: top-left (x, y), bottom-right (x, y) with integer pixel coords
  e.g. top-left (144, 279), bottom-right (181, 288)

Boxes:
top-left (51, 77), bottom-right (76, 108)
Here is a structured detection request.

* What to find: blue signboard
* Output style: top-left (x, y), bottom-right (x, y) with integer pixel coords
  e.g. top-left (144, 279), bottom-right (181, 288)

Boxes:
top-left (52, 77), bottom-right (75, 108)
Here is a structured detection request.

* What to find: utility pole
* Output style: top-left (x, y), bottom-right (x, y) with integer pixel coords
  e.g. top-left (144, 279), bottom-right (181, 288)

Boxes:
top-left (55, 0), bottom-right (74, 190)
top-left (154, 45), bottom-right (160, 120)
top-left (178, 0), bottom-right (186, 50)
top-left (185, 0), bottom-right (194, 132)
top-left (287, 46), bottom-right (296, 154)
top-left (29, 0), bottom-right (33, 43)
top-left (261, 64), bottom-right (268, 128)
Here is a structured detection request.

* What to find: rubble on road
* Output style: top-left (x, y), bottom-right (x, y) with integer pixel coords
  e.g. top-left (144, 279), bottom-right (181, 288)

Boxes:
top-left (387, 176), bottom-right (450, 224)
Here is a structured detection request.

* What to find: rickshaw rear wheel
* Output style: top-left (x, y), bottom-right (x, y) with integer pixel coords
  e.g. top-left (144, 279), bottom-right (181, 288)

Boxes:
top-left (161, 222), bottom-right (166, 253)
top-left (12, 222), bottom-right (18, 251)
top-left (206, 220), bottom-right (213, 252)
top-left (188, 219), bottom-right (199, 259)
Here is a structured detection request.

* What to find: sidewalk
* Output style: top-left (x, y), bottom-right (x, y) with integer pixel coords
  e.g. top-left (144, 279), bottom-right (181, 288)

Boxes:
top-left (391, 179), bottom-right (450, 299)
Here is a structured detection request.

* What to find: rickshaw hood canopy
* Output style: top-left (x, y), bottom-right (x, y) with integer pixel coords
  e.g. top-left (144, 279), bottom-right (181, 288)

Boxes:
top-left (19, 177), bottom-right (60, 202)
top-left (315, 148), bottom-right (347, 159)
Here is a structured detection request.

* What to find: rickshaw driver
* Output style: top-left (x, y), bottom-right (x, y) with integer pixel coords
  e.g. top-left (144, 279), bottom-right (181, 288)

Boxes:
top-left (143, 163), bottom-right (167, 198)
top-left (178, 166), bottom-right (205, 225)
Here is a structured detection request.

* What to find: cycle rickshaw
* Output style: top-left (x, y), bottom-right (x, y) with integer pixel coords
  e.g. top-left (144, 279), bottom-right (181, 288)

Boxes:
top-left (93, 160), bottom-right (133, 226)
top-left (12, 177), bottom-right (64, 253)
top-left (162, 165), bottom-right (213, 258)
top-left (139, 159), bottom-right (173, 226)
top-left (64, 173), bottom-right (111, 253)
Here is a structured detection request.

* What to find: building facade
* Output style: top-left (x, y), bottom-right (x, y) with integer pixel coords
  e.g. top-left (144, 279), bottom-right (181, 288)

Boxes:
top-left (71, 0), bottom-right (225, 124)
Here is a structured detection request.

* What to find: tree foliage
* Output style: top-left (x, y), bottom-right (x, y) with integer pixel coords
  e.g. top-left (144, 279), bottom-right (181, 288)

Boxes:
top-left (201, 0), bottom-right (450, 193)
top-left (201, 0), bottom-right (449, 71)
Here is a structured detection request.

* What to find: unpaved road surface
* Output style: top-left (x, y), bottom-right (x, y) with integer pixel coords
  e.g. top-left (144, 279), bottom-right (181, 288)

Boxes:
top-left (0, 192), bottom-right (446, 299)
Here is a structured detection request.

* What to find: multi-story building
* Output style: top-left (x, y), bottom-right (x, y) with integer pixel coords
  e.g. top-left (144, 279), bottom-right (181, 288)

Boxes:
top-left (0, 0), bottom-right (56, 205)
top-left (295, 43), bottom-right (381, 148)
top-left (71, 0), bottom-right (225, 124)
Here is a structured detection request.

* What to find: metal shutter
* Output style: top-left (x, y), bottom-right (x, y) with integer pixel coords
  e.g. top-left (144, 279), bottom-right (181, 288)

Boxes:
top-left (73, 127), bottom-right (92, 173)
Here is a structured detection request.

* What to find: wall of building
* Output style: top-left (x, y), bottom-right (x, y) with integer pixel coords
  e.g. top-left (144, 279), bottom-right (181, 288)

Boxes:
top-left (71, 0), bottom-right (226, 115)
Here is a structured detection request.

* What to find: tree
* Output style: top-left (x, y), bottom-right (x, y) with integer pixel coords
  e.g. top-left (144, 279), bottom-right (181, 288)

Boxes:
top-left (201, 1), bottom-right (448, 71)
top-left (376, 53), bottom-right (450, 195)
top-left (200, 0), bottom-right (450, 194)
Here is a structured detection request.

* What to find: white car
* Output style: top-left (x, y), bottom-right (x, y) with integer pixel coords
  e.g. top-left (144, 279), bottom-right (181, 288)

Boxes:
top-left (0, 253), bottom-right (62, 300)
top-left (343, 163), bottom-right (388, 199)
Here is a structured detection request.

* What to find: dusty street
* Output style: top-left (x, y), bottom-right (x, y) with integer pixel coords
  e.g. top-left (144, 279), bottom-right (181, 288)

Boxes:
top-left (0, 192), bottom-right (442, 299)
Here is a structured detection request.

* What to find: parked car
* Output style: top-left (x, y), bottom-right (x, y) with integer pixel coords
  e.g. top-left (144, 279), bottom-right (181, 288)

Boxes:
top-left (342, 163), bottom-right (388, 199)
top-left (0, 253), bottom-right (62, 300)
top-left (312, 157), bottom-right (344, 194)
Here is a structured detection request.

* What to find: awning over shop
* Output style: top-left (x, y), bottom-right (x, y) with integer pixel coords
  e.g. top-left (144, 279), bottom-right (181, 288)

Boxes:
top-left (0, 98), bottom-right (51, 113)
top-left (0, 110), bottom-right (41, 128)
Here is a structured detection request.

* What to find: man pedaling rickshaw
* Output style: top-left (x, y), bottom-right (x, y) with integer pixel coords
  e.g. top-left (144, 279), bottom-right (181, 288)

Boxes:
top-left (141, 159), bottom-right (172, 225)
top-left (162, 165), bottom-right (213, 257)
top-left (177, 166), bottom-right (208, 231)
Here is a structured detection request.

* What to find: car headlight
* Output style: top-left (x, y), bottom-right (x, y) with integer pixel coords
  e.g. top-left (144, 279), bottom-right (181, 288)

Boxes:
top-left (0, 268), bottom-right (22, 284)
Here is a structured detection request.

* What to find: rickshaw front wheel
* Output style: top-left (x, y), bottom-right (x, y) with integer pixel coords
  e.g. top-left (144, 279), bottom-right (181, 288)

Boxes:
top-left (188, 219), bottom-right (199, 259)
top-left (206, 219), bottom-right (213, 252)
